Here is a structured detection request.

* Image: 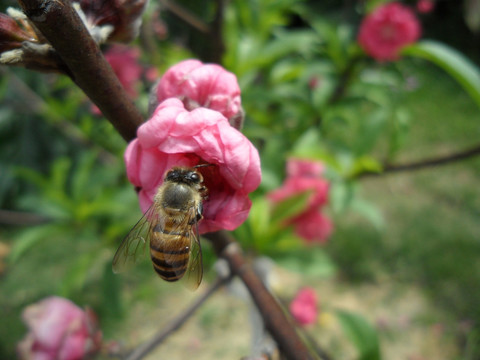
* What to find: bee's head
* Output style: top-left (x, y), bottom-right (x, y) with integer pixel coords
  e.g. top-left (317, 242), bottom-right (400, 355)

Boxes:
top-left (165, 167), bottom-right (204, 185)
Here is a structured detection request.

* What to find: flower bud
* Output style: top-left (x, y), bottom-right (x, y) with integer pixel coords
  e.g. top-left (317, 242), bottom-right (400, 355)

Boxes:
top-left (0, 13), bottom-right (35, 53)
top-left (289, 288), bottom-right (319, 326)
top-left (17, 296), bottom-right (102, 360)
top-left (77, 0), bottom-right (148, 43)
top-left (152, 59), bottom-right (245, 129)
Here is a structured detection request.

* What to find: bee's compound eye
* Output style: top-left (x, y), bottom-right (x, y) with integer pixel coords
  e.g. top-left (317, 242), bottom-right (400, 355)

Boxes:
top-left (190, 172), bottom-right (200, 182)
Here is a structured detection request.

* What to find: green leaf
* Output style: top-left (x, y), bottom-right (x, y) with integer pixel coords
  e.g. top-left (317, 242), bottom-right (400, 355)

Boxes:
top-left (365, 0), bottom-right (392, 13)
top-left (403, 40), bottom-right (480, 110)
top-left (274, 246), bottom-right (337, 277)
top-left (59, 250), bottom-right (97, 297)
top-left (336, 310), bottom-right (382, 360)
top-left (350, 198), bottom-right (384, 230)
top-left (8, 225), bottom-right (58, 263)
top-left (271, 191), bottom-right (312, 225)
top-left (248, 197), bottom-right (273, 242)
top-left (330, 180), bottom-right (356, 214)
top-left (350, 156), bottom-right (383, 177)
top-left (101, 261), bottom-right (123, 317)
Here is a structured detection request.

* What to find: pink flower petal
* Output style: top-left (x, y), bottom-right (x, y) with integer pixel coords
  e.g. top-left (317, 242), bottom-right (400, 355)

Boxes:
top-left (358, 2), bottom-right (421, 61)
top-left (290, 288), bottom-right (318, 326)
top-left (125, 99), bottom-right (261, 233)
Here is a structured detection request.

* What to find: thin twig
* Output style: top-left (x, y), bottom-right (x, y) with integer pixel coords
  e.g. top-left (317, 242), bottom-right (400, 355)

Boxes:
top-left (0, 209), bottom-right (51, 226)
top-left (205, 231), bottom-right (315, 360)
top-left (355, 143), bottom-right (480, 178)
top-left (313, 56), bottom-right (360, 127)
top-left (208, 0), bottom-right (226, 64)
top-left (327, 56), bottom-right (360, 106)
top-left (125, 276), bottom-right (230, 360)
top-left (16, 0), bottom-right (144, 142)
top-left (277, 297), bottom-right (332, 360)
top-left (159, 0), bottom-right (210, 33)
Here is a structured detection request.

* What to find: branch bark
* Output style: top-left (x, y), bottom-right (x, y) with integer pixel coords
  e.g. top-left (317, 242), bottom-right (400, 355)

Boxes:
top-left (16, 0), bottom-right (144, 142)
top-left (125, 276), bottom-right (229, 360)
top-left (14, 1), bottom-right (314, 359)
top-left (206, 231), bottom-right (314, 360)
top-left (356, 143), bottom-right (480, 178)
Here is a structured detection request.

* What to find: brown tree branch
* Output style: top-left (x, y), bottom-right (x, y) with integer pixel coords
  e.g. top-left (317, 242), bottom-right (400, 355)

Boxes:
top-left (125, 276), bottom-right (230, 360)
top-left (14, 1), bottom-right (315, 359)
top-left (16, 0), bottom-right (144, 143)
top-left (0, 209), bottom-right (51, 226)
top-left (356, 143), bottom-right (480, 178)
top-left (205, 231), bottom-right (315, 360)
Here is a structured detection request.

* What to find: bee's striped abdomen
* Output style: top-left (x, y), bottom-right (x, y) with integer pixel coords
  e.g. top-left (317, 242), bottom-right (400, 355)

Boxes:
top-left (149, 221), bottom-right (191, 282)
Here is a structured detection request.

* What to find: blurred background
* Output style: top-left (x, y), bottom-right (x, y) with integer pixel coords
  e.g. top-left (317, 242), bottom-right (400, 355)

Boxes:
top-left (1, 0), bottom-right (480, 358)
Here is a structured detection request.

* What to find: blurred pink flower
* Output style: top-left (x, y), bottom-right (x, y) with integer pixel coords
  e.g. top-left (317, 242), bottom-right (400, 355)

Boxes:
top-left (92, 45), bottom-right (157, 115)
top-left (154, 59), bottom-right (243, 127)
top-left (268, 176), bottom-right (329, 211)
top-left (291, 209), bottom-right (333, 244)
top-left (290, 287), bottom-right (318, 326)
top-left (416, 0), bottom-right (435, 14)
top-left (358, 2), bottom-right (421, 61)
top-left (268, 158), bottom-right (332, 243)
top-left (287, 158), bottom-right (325, 178)
top-left (17, 296), bottom-right (102, 360)
top-left (105, 45), bottom-right (143, 98)
top-left (125, 98), bottom-right (261, 233)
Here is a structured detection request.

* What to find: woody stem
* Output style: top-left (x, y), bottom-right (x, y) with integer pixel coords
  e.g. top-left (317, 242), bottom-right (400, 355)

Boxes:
top-left (17, 0), bottom-right (144, 142)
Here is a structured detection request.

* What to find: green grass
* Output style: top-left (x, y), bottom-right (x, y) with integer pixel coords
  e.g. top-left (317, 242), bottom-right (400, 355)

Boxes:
top-left (326, 61), bottom-right (480, 356)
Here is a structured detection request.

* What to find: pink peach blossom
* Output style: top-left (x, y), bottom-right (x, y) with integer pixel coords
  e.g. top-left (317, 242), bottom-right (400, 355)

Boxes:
top-left (155, 59), bottom-right (243, 125)
top-left (416, 0), bottom-right (435, 14)
top-left (125, 98), bottom-right (261, 233)
top-left (290, 287), bottom-right (318, 326)
top-left (291, 209), bottom-right (333, 243)
top-left (267, 176), bottom-right (329, 211)
top-left (17, 296), bottom-right (102, 360)
top-left (268, 158), bottom-right (333, 243)
top-left (287, 158), bottom-right (325, 178)
top-left (105, 45), bottom-right (143, 98)
top-left (358, 2), bottom-right (421, 61)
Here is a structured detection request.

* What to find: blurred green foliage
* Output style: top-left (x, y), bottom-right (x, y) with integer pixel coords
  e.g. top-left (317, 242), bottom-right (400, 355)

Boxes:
top-left (1, 0), bottom-right (480, 359)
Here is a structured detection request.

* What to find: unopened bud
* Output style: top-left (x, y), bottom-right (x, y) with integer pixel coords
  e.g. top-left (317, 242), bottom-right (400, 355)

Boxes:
top-left (77, 0), bottom-right (148, 43)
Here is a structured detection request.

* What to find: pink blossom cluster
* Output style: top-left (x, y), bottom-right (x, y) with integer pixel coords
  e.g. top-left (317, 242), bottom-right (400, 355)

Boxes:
top-left (17, 296), bottom-right (102, 360)
top-left (126, 60), bottom-right (261, 233)
top-left (92, 44), bottom-right (158, 115)
top-left (268, 159), bottom-right (332, 243)
top-left (154, 59), bottom-right (243, 126)
top-left (289, 287), bottom-right (318, 326)
top-left (358, 2), bottom-right (421, 61)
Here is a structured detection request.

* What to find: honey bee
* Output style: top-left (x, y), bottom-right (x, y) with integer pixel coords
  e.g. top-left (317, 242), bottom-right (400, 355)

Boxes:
top-left (112, 165), bottom-right (210, 289)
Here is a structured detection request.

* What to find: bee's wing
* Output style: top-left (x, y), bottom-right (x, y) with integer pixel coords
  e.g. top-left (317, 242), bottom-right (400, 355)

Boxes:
top-left (183, 206), bottom-right (203, 291)
top-left (112, 204), bottom-right (159, 274)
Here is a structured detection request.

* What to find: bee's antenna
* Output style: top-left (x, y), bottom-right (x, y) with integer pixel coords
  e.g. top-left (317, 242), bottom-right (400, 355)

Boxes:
top-left (194, 163), bottom-right (215, 169)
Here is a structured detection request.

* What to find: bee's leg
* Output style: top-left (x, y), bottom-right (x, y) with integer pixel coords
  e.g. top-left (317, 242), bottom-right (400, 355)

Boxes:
top-left (196, 202), bottom-right (203, 221)
top-left (198, 185), bottom-right (208, 200)
top-left (188, 203), bottom-right (203, 225)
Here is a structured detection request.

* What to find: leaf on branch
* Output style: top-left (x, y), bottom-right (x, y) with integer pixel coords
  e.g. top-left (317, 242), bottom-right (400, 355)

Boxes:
top-left (403, 40), bottom-right (480, 110)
